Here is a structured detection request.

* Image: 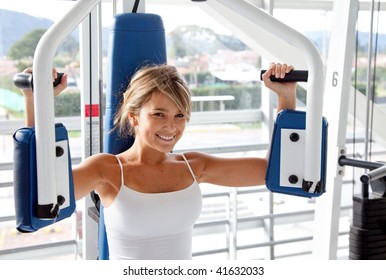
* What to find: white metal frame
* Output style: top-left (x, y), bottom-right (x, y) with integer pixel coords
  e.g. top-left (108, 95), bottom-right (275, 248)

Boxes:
top-left (204, 0), bottom-right (325, 202)
top-left (32, 0), bottom-right (100, 215)
top-left (79, 3), bottom-right (104, 259)
top-left (313, 0), bottom-right (359, 259)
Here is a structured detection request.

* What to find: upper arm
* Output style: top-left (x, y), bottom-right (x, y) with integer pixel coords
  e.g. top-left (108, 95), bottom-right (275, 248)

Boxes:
top-left (188, 152), bottom-right (267, 187)
top-left (72, 153), bottom-right (118, 201)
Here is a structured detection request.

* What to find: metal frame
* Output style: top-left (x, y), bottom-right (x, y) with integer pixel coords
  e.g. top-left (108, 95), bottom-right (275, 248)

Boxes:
top-left (204, 0), bottom-right (325, 192)
top-left (312, 0), bottom-right (359, 259)
top-left (79, 3), bottom-right (104, 259)
top-left (31, 0), bottom-right (100, 220)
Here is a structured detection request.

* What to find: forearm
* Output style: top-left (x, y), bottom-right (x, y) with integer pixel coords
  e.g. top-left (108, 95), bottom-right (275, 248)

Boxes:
top-left (276, 87), bottom-right (296, 113)
top-left (261, 63), bottom-right (297, 113)
top-left (265, 87), bottom-right (296, 161)
top-left (262, 63), bottom-right (297, 161)
top-left (20, 69), bottom-right (67, 127)
top-left (23, 92), bottom-right (35, 127)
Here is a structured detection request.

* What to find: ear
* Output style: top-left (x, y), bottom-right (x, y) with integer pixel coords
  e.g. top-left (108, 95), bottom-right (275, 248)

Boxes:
top-left (128, 113), bottom-right (138, 126)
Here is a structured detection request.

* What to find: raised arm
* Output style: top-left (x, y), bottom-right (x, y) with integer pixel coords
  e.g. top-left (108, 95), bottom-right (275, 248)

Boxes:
top-left (261, 63), bottom-right (296, 112)
top-left (261, 63), bottom-right (297, 162)
top-left (191, 63), bottom-right (297, 187)
top-left (20, 67), bottom-right (68, 127)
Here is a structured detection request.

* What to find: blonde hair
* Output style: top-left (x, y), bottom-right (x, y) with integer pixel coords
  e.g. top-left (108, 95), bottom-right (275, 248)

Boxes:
top-left (114, 64), bottom-right (192, 136)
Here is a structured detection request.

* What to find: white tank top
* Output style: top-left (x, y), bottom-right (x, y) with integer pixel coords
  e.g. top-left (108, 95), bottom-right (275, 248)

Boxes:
top-left (104, 154), bottom-right (202, 260)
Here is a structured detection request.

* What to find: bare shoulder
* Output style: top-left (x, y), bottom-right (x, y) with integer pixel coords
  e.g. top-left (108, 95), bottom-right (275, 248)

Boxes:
top-left (75, 153), bottom-right (120, 181)
top-left (80, 152), bottom-right (118, 168)
top-left (182, 151), bottom-right (218, 161)
top-left (179, 151), bottom-right (214, 177)
top-left (181, 151), bottom-right (210, 161)
top-left (72, 153), bottom-right (121, 201)
top-left (182, 151), bottom-right (231, 170)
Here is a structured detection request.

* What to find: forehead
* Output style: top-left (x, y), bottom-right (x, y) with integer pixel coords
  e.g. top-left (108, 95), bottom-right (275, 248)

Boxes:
top-left (144, 92), bottom-right (179, 111)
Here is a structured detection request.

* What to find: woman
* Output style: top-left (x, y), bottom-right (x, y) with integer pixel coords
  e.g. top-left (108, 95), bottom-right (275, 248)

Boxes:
top-left (21, 62), bottom-right (296, 259)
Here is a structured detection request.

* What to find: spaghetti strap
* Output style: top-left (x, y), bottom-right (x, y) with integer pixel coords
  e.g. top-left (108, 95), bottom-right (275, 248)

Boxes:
top-left (181, 153), bottom-right (196, 181)
top-left (115, 155), bottom-right (124, 187)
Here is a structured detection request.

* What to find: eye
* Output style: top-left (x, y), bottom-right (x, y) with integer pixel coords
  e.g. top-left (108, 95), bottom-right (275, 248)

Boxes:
top-left (175, 113), bottom-right (185, 119)
top-left (153, 112), bottom-right (164, 117)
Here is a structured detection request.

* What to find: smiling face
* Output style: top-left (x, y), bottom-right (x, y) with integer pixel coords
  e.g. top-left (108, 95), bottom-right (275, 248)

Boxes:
top-left (131, 92), bottom-right (187, 153)
top-left (114, 65), bottom-right (192, 138)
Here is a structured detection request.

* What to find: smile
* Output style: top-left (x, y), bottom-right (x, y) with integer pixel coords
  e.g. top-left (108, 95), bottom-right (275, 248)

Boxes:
top-left (156, 134), bottom-right (175, 141)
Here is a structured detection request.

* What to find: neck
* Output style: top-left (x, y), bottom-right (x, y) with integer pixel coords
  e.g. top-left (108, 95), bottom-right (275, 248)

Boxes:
top-left (126, 138), bottom-right (170, 164)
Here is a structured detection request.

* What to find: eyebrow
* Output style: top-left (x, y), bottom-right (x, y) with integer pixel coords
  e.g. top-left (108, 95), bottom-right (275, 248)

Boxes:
top-left (151, 107), bottom-right (183, 115)
top-left (152, 107), bottom-right (169, 112)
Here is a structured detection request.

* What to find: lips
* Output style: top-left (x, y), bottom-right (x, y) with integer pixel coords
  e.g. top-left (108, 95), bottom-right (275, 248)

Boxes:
top-left (156, 134), bottom-right (175, 141)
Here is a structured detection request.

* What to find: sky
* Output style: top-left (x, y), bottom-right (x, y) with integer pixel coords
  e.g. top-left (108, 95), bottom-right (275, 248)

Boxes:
top-left (1, 0), bottom-right (385, 34)
top-left (0, 1), bottom-right (334, 33)
top-left (0, 1), bottom-right (232, 34)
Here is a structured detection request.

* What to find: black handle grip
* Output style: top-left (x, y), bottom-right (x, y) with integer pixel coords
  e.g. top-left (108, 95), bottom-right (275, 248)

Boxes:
top-left (260, 70), bottom-right (308, 82)
top-left (13, 72), bottom-right (64, 90)
top-left (13, 73), bottom-right (33, 90)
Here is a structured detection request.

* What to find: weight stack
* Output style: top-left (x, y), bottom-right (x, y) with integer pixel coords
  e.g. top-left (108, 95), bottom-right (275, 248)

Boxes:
top-left (349, 193), bottom-right (386, 260)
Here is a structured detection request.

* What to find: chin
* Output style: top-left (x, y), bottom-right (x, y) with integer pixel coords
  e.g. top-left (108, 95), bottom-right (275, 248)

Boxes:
top-left (154, 143), bottom-right (174, 153)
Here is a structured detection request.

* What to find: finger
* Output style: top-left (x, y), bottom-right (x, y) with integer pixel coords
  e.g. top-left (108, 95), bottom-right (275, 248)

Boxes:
top-left (53, 73), bottom-right (68, 96)
top-left (275, 64), bottom-right (285, 78)
top-left (263, 63), bottom-right (294, 81)
top-left (284, 64), bottom-right (294, 74)
top-left (23, 67), bottom-right (33, 74)
top-left (278, 64), bottom-right (294, 78)
top-left (262, 65), bottom-right (275, 82)
top-left (271, 63), bottom-right (282, 78)
top-left (52, 68), bottom-right (58, 82)
top-left (279, 64), bottom-right (288, 78)
top-left (268, 63), bottom-right (283, 78)
top-left (266, 63), bottom-right (279, 77)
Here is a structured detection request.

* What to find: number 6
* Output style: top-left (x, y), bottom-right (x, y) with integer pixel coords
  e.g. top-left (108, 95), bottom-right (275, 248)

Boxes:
top-left (332, 71), bottom-right (338, 87)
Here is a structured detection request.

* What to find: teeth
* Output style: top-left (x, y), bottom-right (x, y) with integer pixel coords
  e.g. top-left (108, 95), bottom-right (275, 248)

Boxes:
top-left (158, 134), bottom-right (174, 141)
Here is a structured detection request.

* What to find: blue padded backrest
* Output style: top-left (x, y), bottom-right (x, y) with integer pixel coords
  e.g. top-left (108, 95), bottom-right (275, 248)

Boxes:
top-left (99, 13), bottom-right (167, 260)
top-left (104, 13), bottom-right (167, 154)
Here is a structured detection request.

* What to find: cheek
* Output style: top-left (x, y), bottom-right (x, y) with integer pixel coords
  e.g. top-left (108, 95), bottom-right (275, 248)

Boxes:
top-left (139, 118), bottom-right (161, 133)
top-left (177, 120), bottom-right (187, 131)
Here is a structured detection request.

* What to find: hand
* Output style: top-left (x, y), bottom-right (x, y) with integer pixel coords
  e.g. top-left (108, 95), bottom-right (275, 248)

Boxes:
top-left (21, 67), bottom-right (33, 98)
top-left (21, 67), bottom-right (68, 127)
top-left (21, 67), bottom-right (68, 97)
top-left (52, 70), bottom-right (68, 96)
top-left (261, 63), bottom-right (297, 111)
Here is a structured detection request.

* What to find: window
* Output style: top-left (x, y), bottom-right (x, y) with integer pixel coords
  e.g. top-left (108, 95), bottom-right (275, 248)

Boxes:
top-left (2, 0), bottom-right (385, 261)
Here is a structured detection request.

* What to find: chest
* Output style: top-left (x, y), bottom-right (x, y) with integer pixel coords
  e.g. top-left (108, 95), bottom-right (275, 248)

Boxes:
top-left (104, 181), bottom-right (202, 238)
top-left (123, 161), bottom-right (196, 193)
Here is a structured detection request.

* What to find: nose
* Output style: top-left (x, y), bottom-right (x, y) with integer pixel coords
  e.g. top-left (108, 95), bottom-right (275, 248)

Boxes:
top-left (163, 117), bottom-right (177, 131)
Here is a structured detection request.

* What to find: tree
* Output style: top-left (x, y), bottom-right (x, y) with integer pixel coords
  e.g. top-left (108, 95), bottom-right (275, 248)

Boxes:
top-left (167, 25), bottom-right (248, 60)
top-left (8, 28), bottom-right (80, 71)
top-left (168, 29), bottom-right (187, 58)
top-left (8, 28), bottom-right (46, 60)
top-left (8, 28), bottom-right (79, 61)
top-left (58, 35), bottom-right (79, 57)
